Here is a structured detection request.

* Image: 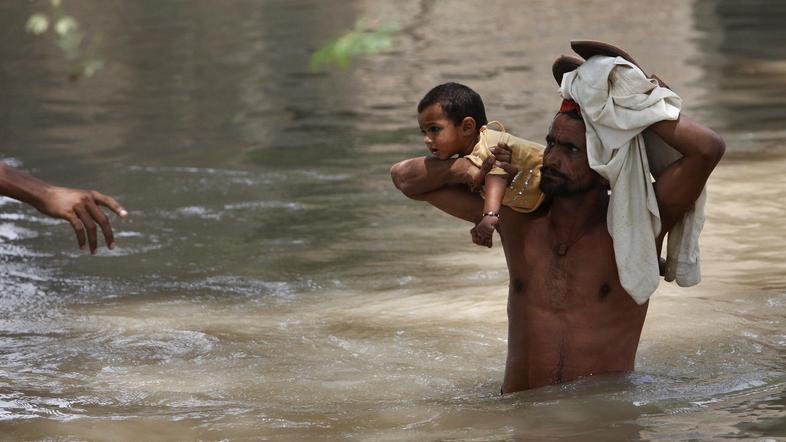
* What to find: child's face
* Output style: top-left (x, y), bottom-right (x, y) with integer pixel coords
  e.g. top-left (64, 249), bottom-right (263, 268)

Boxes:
top-left (417, 104), bottom-right (475, 160)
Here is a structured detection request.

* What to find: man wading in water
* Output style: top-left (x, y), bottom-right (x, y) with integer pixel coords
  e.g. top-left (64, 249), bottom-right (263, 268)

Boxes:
top-left (390, 43), bottom-right (725, 393)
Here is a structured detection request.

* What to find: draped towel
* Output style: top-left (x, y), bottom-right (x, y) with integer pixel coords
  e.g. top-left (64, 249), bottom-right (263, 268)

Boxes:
top-left (560, 55), bottom-right (705, 304)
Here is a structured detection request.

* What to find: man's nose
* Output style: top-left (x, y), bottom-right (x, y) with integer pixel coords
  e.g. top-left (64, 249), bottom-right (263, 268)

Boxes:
top-left (423, 134), bottom-right (432, 145)
top-left (544, 149), bottom-right (561, 168)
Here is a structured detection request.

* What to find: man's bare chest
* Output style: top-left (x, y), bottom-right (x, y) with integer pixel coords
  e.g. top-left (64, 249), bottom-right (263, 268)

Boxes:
top-left (502, 221), bottom-right (624, 310)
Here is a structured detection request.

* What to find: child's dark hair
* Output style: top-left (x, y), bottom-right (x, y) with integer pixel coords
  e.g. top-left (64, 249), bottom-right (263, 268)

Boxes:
top-left (418, 82), bottom-right (488, 128)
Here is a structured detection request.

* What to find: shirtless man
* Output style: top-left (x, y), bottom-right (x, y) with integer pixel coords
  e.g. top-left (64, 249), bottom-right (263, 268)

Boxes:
top-left (390, 77), bottom-right (724, 393)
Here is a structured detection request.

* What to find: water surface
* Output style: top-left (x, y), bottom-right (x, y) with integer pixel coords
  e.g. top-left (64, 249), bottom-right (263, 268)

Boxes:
top-left (0, 0), bottom-right (784, 440)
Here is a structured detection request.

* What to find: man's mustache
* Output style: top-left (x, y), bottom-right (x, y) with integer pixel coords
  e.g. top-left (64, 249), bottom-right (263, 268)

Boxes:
top-left (541, 166), bottom-right (567, 180)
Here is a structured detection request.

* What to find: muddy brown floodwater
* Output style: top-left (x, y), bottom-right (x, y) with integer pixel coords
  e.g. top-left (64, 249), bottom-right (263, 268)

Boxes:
top-left (1, 0), bottom-right (784, 440)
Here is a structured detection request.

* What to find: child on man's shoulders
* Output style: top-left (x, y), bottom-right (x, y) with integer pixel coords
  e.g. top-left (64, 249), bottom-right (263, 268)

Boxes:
top-left (416, 82), bottom-right (545, 246)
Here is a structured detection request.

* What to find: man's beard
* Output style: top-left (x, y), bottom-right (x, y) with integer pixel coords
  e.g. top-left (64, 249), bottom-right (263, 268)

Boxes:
top-left (539, 168), bottom-right (595, 197)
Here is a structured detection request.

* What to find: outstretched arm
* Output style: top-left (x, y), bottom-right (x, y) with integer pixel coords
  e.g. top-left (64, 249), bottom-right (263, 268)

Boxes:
top-left (391, 156), bottom-right (477, 198)
top-left (649, 114), bottom-right (725, 233)
top-left (418, 185), bottom-right (486, 224)
top-left (0, 163), bottom-right (128, 253)
top-left (391, 154), bottom-right (507, 198)
top-left (390, 156), bottom-right (490, 223)
top-left (390, 146), bottom-right (522, 223)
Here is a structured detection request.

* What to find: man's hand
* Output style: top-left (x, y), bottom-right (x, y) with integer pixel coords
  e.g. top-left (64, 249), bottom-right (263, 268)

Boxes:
top-left (37, 186), bottom-right (128, 254)
top-left (467, 155), bottom-right (494, 192)
top-left (471, 215), bottom-right (498, 248)
top-left (490, 142), bottom-right (520, 185)
top-left (466, 142), bottom-right (520, 191)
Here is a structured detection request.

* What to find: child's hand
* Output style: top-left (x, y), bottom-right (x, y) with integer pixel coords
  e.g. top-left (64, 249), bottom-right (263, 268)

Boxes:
top-left (470, 225), bottom-right (488, 247)
top-left (471, 215), bottom-right (499, 248)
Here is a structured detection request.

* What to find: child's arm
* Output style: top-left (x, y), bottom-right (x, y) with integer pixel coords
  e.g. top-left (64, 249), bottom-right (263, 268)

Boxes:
top-left (471, 174), bottom-right (506, 248)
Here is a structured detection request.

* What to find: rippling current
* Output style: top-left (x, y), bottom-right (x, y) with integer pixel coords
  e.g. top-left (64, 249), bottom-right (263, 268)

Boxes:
top-left (1, 0), bottom-right (784, 440)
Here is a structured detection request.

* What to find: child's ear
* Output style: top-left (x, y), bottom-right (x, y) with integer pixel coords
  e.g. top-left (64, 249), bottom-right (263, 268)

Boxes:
top-left (461, 117), bottom-right (477, 134)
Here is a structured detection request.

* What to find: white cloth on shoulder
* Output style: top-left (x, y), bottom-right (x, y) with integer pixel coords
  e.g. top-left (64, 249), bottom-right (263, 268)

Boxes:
top-left (560, 55), bottom-right (706, 304)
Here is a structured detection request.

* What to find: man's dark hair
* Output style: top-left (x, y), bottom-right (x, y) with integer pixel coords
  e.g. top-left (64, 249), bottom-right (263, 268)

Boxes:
top-left (418, 82), bottom-right (488, 128)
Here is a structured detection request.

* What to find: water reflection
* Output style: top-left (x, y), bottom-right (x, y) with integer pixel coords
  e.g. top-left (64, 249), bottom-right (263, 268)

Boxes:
top-left (1, 0), bottom-right (785, 440)
top-left (694, 0), bottom-right (786, 149)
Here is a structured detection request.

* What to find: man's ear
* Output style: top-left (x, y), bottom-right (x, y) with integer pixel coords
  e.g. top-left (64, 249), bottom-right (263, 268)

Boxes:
top-left (461, 117), bottom-right (477, 135)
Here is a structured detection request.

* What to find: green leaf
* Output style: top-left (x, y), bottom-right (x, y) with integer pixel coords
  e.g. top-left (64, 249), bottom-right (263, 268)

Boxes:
top-left (55, 16), bottom-right (79, 36)
top-left (55, 30), bottom-right (84, 60)
top-left (309, 20), bottom-right (398, 72)
top-left (26, 14), bottom-right (49, 35)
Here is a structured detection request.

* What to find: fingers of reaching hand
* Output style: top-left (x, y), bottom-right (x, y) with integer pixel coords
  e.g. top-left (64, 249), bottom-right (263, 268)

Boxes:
top-left (92, 191), bottom-right (128, 218)
top-left (52, 188), bottom-right (125, 253)
top-left (85, 198), bottom-right (115, 250)
top-left (65, 212), bottom-right (86, 251)
top-left (74, 206), bottom-right (98, 254)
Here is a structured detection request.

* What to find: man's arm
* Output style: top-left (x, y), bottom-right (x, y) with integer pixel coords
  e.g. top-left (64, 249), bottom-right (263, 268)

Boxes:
top-left (391, 153), bottom-right (508, 197)
top-left (0, 163), bottom-right (128, 253)
top-left (648, 114), bottom-right (725, 233)
top-left (417, 185), bottom-right (486, 224)
top-left (390, 156), bottom-right (476, 198)
top-left (390, 156), bottom-right (488, 223)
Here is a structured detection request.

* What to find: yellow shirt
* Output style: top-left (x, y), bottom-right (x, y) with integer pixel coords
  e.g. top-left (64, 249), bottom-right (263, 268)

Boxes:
top-left (464, 124), bottom-right (545, 213)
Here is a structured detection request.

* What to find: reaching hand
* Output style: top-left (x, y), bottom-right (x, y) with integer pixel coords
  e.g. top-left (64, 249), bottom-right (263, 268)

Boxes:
top-left (37, 186), bottom-right (128, 254)
top-left (471, 215), bottom-right (498, 248)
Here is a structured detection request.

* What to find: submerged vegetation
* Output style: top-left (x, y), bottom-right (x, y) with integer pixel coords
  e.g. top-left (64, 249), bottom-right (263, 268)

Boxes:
top-left (26, 0), bottom-right (103, 80)
top-left (309, 19), bottom-right (399, 72)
